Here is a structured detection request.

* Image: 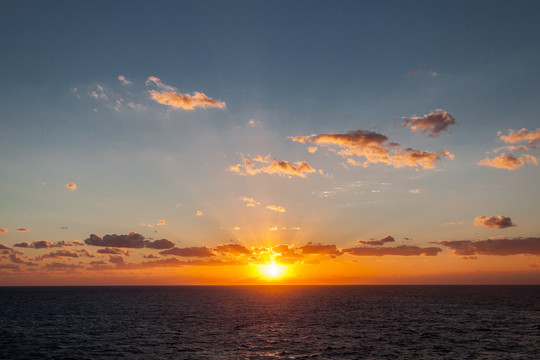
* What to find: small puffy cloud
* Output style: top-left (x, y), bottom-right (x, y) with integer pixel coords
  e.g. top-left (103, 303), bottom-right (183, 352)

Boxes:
top-left (240, 196), bottom-right (259, 207)
top-left (146, 76), bottom-right (225, 110)
top-left (440, 150), bottom-right (455, 159)
top-left (229, 154), bottom-right (316, 178)
top-left (409, 189), bottom-right (421, 194)
top-left (96, 248), bottom-right (133, 256)
top-left (308, 147), bottom-right (318, 153)
top-left (160, 246), bottom-right (215, 257)
top-left (344, 245), bottom-right (441, 256)
top-left (440, 237), bottom-right (540, 256)
top-left (117, 75), bottom-right (132, 85)
top-left (499, 128), bottom-right (540, 147)
top-left (214, 243), bottom-right (252, 255)
top-left (16, 228), bottom-right (30, 232)
top-left (300, 242), bottom-right (342, 256)
top-left (292, 130), bottom-right (446, 170)
top-left (478, 153), bottom-right (537, 170)
top-left (401, 110), bottom-right (457, 137)
top-left (357, 235), bottom-right (395, 246)
top-left (268, 226), bottom-right (278, 231)
top-left (108, 255), bottom-right (125, 265)
top-left (196, 210), bottom-right (204, 216)
top-left (0, 229), bottom-right (7, 233)
top-left (85, 232), bottom-right (146, 248)
top-left (66, 183), bottom-right (77, 191)
top-left (248, 119), bottom-right (260, 127)
top-left (157, 219), bottom-right (166, 226)
top-left (474, 215), bottom-right (516, 229)
top-left (144, 238), bottom-right (175, 249)
top-left (267, 205), bottom-right (286, 213)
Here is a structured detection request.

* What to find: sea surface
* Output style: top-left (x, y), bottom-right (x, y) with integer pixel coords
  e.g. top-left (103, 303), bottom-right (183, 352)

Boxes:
top-left (1, 285), bottom-right (539, 359)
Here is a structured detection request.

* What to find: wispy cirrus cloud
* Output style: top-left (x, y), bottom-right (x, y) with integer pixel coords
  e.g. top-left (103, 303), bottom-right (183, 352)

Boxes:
top-left (344, 245), bottom-right (441, 256)
top-left (478, 153), bottom-right (537, 170)
top-left (16, 228), bottom-right (30, 232)
top-left (474, 215), bottom-right (516, 229)
top-left (440, 237), bottom-right (540, 256)
top-left (292, 130), bottom-right (448, 169)
top-left (401, 110), bottom-right (457, 137)
top-left (229, 154), bottom-right (316, 178)
top-left (146, 76), bottom-right (226, 110)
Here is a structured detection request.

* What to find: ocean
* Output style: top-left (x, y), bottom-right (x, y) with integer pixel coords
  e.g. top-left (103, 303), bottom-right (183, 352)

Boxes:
top-left (1, 286), bottom-right (539, 359)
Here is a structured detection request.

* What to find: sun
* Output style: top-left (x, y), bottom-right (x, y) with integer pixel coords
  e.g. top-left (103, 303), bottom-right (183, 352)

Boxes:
top-left (257, 263), bottom-right (288, 280)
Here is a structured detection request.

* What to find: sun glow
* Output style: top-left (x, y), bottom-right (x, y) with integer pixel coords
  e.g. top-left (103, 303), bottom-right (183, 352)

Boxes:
top-left (257, 263), bottom-right (288, 280)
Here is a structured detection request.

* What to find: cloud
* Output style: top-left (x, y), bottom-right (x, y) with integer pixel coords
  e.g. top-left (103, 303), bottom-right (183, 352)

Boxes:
top-left (499, 128), bottom-right (540, 147)
top-left (229, 154), bottom-right (316, 178)
top-left (300, 242), bottom-right (342, 256)
top-left (144, 238), bottom-right (175, 249)
top-left (240, 196), bottom-right (260, 207)
top-left (96, 248), bottom-right (133, 256)
top-left (214, 243), bottom-right (252, 255)
top-left (292, 130), bottom-right (446, 169)
top-left (308, 147), bottom-right (318, 153)
top-left (159, 246), bottom-right (215, 257)
top-left (0, 228), bottom-right (7, 233)
top-left (85, 232), bottom-right (146, 248)
top-left (440, 237), bottom-right (540, 256)
top-left (17, 228), bottom-right (30, 232)
top-left (439, 221), bottom-right (464, 227)
top-left (45, 262), bottom-right (82, 271)
top-left (0, 264), bottom-right (20, 271)
top-left (9, 253), bottom-right (37, 266)
top-left (14, 240), bottom-right (81, 249)
top-left (35, 249), bottom-right (94, 260)
top-left (146, 76), bottom-right (225, 110)
top-left (474, 215), bottom-right (516, 229)
top-left (492, 145), bottom-right (528, 153)
top-left (401, 110), bottom-right (457, 137)
top-left (344, 245), bottom-right (441, 256)
top-left (357, 235), bottom-right (395, 246)
top-left (267, 205), bottom-right (286, 213)
top-left (157, 219), bottom-right (166, 226)
top-left (108, 255), bottom-right (125, 265)
top-left (440, 150), bottom-right (455, 159)
top-left (409, 189), bottom-right (421, 194)
top-left (66, 183), bottom-right (77, 191)
top-left (117, 75), bottom-right (132, 85)
top-left (478, 153), bottom-right (537, 170)
top-left (196, 210), bottom-right (204, 216)
top-left (248, 119), bottom-right (260, 127)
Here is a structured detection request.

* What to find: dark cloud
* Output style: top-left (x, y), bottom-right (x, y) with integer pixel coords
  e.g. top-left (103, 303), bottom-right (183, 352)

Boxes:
top-left (17, 228), bottom-right (30, 232)
top-left (214, 243), bottom-right (252, 254)
top-left (144, 238), bottom-right (175, 249)
top-left (108, 255), bottom-right (125, 265)
top-left (36, 249), bottom-right (94, 260)
top-left (85, 232), bottom-right (146, 248)
top-left (344, 245), bottom-right (441, 256)
top-left (9, 253), bottom-right (37, 266)
top-left (45, 262), bottom-right (82, 270)
top-left (300, 242), bottom-right (342, 256)
top-left (0, 264), bottom-right (20, 270)
top-left (401, 110), bottom-right (457, 137)
top-left (474, 215), bottom-right (516, 229)
top-left (14, 240), bottom-right (81, 249)
top-left (96, 248), bottom-right (132, 256)
top-left (159, 246), bottom-right (215, 257)
top-left (440, 237), bottom-right (540, 256)
top-left (357, 235), bottom-right (395, 246)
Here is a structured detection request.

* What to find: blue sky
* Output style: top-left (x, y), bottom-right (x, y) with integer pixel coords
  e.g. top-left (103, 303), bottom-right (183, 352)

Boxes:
top-left (1, 1), bottom-right (540, 284)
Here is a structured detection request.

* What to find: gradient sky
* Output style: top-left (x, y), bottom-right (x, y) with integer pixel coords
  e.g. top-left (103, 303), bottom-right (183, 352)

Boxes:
top-left (1, 0), bottom-right (540, 285)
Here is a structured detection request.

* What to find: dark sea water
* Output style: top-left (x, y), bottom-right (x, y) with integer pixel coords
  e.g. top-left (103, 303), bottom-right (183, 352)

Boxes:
top-left (1, 286), bottom-right (539, 359)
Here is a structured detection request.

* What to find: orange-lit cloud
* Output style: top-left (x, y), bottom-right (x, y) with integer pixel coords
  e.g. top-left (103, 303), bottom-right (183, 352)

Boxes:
top-left (308, 147), bottom-right (318, 153)
top-left (440, 150), bottom-right (455, 159)
top-left (16, 228), bottom-right (30, 232)
top-left (409, 189), bottom-right (421, 194)
top-left (344, 245), bottom-right (441, 256)
top-left (267, 205), bottom-right (286, 213)
top-left (66, 183), bottom-right (77, 191)
top-left (439, 221), bottom-right (464, 227)
top-left (196, 210), bottom-right (204, 216)
top-left (240, 196), bottom-right (260, 207)
top-left (159, 246), bottom-right (215, 257)
top-left (0, 229), bottom-right (7, 233)
top-left (474, 215), bottom-right (516, 229)
top-left (492, 145), bottom-right (528, 153)
top-left (229, 154), bottom-right (316, 178)
top-left (401, 110), bottom-right (456, 137)
top-left (440, 237), bottom-right (540, 256)
top-left (157, 219), bottom-right (166, 226)
top-left (117, 75), bottom-right (132, 85)
top-left (248, 119), bottom-right (260, 127)
top-left (478, 153), bottom-right (537, 170)
top-left (499, 128), bottom-right (540, 147)
top-left (357, 235), bottom-right (395, 246)
top-left (292, 130), bottom-right (447, 169)
top-left (146, 76), bottom-right (225, 110)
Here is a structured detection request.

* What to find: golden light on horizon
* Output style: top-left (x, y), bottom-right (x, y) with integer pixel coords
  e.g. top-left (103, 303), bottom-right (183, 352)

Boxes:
top-left (257, 263), bottom-right (288, 280)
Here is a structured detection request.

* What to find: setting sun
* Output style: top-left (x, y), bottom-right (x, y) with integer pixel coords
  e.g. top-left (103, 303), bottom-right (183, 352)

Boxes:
top-left (257, 263), bottom-right (288, 280)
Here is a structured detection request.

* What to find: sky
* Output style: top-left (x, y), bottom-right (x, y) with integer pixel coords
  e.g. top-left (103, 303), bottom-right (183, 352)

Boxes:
top-left (1, 0), bottom-right (540, 285)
